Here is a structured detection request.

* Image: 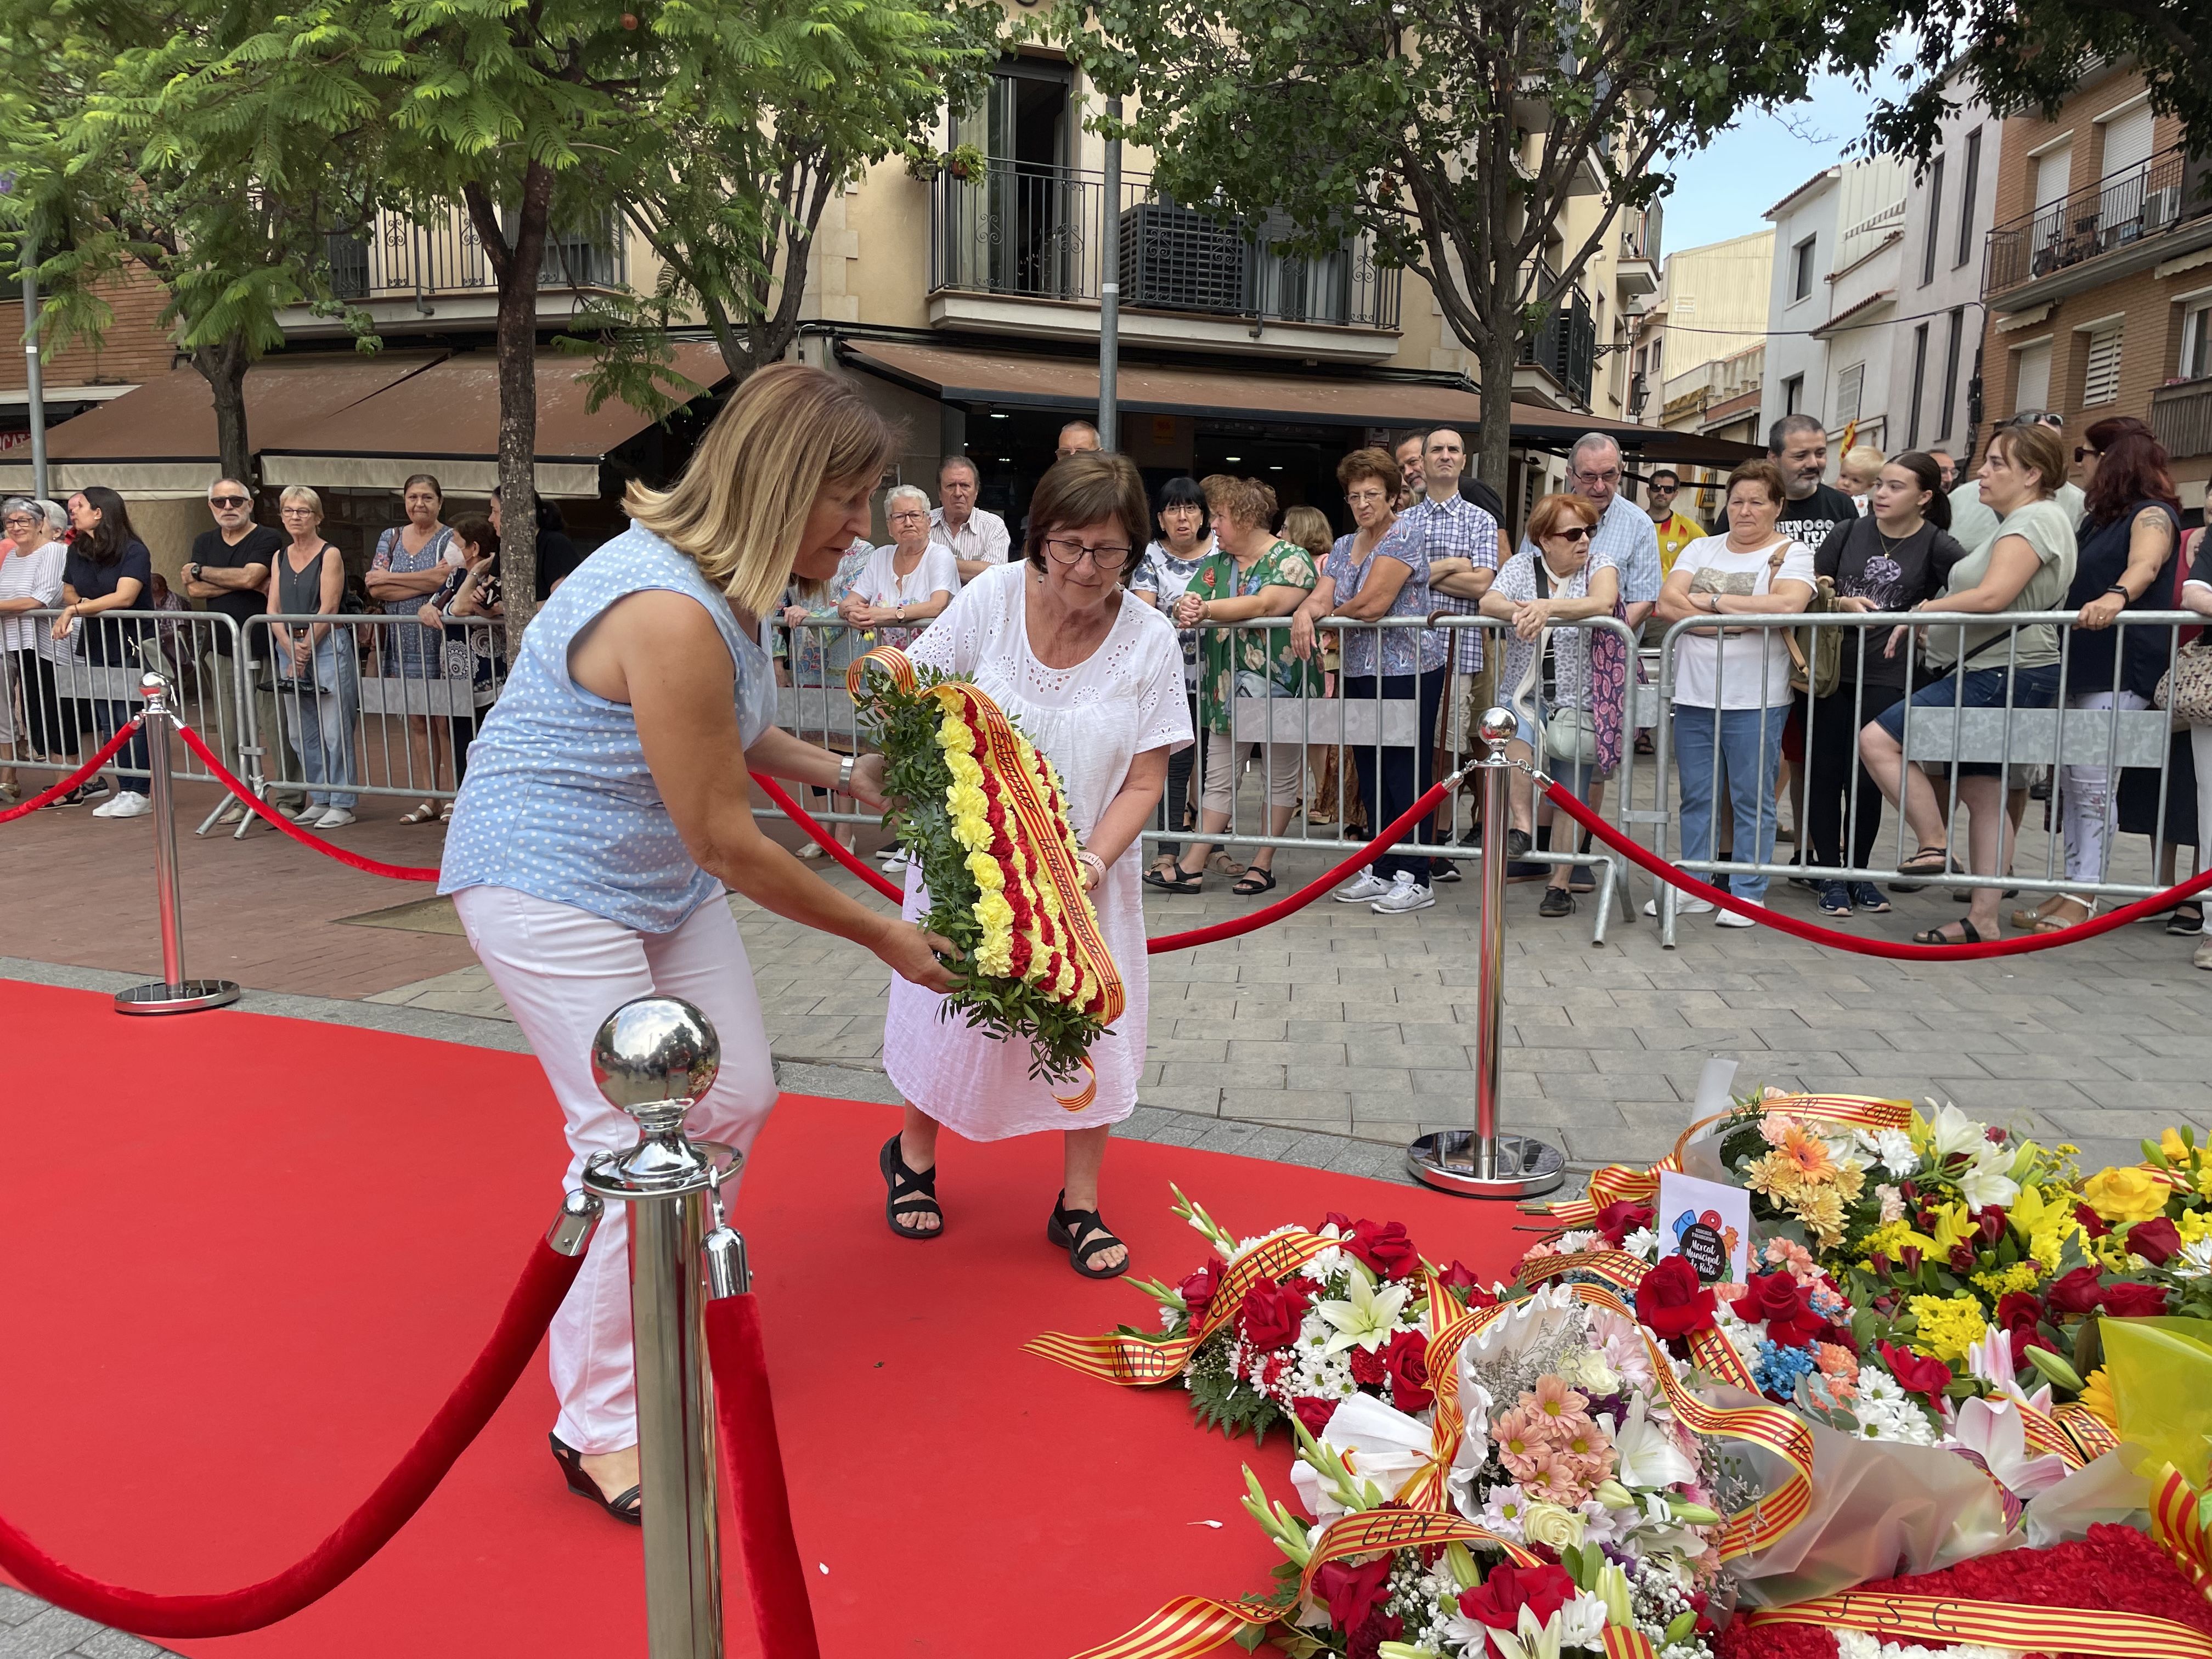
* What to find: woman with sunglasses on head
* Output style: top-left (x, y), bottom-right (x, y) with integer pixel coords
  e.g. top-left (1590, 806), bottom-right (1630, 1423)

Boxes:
top-left (878, 452), bottom-right (1189, 1278)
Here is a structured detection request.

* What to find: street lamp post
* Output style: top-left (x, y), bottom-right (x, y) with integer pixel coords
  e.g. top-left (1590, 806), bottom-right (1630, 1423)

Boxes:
top-left (1098, 96), bottom-right (1122, 450)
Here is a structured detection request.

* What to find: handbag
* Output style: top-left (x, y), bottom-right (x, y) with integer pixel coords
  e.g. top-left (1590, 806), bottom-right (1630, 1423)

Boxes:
top-left (1527, 559), bottom-right (1601, 767)
top-left (2155, 641), bottom-right (2212, 728)
top-left (1786, 573), bottom-right (1841, 698)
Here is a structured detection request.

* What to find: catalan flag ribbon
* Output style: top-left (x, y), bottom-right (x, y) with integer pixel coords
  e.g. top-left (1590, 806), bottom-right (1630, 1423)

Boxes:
top-left (1745, 1593), bottom-right (2212, 1659)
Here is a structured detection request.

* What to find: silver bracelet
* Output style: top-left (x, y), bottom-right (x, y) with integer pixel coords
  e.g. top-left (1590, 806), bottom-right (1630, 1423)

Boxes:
top-left (836, 753), bottom-right (855, 795)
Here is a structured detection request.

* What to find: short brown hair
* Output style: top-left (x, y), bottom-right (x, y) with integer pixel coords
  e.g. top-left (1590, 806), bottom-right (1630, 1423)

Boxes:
top-left (1724, 458), bottom-right (1788, 507)
top-left (448, 514), bottom-right (499, 557)
top-left (1988, 422), bottom-right (2068, 498)
top-left (1280, 505), bottom-right (1334, 562)
top-left (1023, 451), bottom-right (1151, 586)
top-left (1200, 473), bottom-right (1277, 529)
top-left (1525, 492), bottom-right (1601, 545)
top-left (1336, 447), bottom-right (1400, 498)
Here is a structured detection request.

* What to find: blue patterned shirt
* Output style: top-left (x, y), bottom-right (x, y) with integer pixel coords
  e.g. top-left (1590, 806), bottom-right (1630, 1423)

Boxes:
top-left (1402, 491), bottom-right (1499, 672)
top-left (1324, 523), bottom-right (1447, 679)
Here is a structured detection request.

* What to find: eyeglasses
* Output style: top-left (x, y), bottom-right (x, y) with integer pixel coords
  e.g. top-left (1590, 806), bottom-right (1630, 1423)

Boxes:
top-left (886, 510), bottom-right (928, 523)
top-left (1571, 469), bottom-right (1623, 486)
top-left (1550, 524), bottom-right (1596, 543)
top-left (1043, 537), bottom-right (1132, 571)
top-left (207, 495), bottom-right (249, 509)
top-left (280, 505), bottom-right (317, 516)
top-left (2, 515), bottom-right (34, 529)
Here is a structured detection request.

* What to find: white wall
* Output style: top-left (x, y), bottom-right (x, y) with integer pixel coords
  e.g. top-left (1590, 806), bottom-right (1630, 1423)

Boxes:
top-left (1893, 80), bottom-right (2002, 458)
top-left (1759, 174), bottom-right (1839, 450)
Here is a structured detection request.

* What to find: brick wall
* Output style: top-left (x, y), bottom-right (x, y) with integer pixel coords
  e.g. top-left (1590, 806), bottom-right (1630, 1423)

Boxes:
top-left (0, 268), bottom-right (176, 393)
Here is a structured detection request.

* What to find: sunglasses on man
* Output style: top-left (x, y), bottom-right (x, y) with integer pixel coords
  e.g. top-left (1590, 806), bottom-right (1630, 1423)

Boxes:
top-left (208, 494), bottom-right (250, 509)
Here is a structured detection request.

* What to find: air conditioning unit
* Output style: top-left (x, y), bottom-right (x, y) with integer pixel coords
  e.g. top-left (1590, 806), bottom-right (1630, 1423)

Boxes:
top-left (1119, 201), bottom-right (1248, 314)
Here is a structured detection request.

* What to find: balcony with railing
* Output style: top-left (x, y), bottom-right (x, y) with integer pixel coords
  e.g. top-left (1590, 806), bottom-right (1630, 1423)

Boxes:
top-left (1517, 279), bottom-right (1596, 409)
top-left (293, 206), bottom-right (630, 332)
top-left (2150, 377), bottom-right (2212, 461)
top-left (1615, 206), bottom-right (1661, 302)
top-left (1984, 145), bottom-right (2212, 309)
top-left (926, 160), bottom-right (1401, 358)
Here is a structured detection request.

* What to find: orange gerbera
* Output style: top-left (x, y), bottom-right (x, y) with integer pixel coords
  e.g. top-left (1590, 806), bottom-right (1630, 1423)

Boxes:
top-left (1777, 1125), bottom-right (1837, 1183)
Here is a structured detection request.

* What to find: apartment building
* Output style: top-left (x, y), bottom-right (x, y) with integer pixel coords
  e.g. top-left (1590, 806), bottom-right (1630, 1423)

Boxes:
top-left (1640, 230), bottom-right (1773, 518)
top-left (1976, 63), bottom-right (2212, 509)
top-left (1892, 79), bottom-right (2002, 463)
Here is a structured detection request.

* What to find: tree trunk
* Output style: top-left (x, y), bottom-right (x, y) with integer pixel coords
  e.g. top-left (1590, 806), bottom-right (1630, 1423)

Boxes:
top-left (1476, 311), bottom-right (1519, 503)
top-left (469, 166), bottom-right (554, 662)
top-left (193, 338), bottom-right (255, 494)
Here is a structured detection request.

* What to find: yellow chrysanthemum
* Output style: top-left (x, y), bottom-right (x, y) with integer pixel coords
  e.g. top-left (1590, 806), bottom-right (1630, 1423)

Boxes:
top-left (1905, 1295), bottom-right (1988, 1364)
top-left (2179, 1210), bottom-right (2212, 1245)
top-left (2078, 1367), bottom-right (2119, 1430)
top-left (1796, 1186), bottom-right (1847, 1248)
top-left (1971, 1262), bottom-right (2042, 1299)
top-left (1857, 1218), bottom-right (1927, 1267)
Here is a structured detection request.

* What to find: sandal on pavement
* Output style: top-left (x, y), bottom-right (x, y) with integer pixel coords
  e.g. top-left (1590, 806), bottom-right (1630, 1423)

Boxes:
top-left (1896, 845), bottom-right (1950, 879)
top-left (1233, 866), bottom-right (1277, 896)
top-left (878, 1135), bottom-right (943, 1241)
top-left (398, 800), bottom-right (439, 825)
top-left (549, 1433), bottom-right (641, 1526)
top-left (1912, 921), bottom-right (1985, 946)
top-left (2029, 897), bottom-right (2092, 934)
top-left (439, 799), bottom-right (454, 823)
top-left (1143, 864), bottom-right (1205, 895)
top-left (1047, 1192), bottom-right (1131, 1280)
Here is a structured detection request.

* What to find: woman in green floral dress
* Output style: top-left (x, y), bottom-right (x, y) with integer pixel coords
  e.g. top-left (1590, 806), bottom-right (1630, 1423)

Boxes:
top-left (1144, 475), bottom-right (1321, 895)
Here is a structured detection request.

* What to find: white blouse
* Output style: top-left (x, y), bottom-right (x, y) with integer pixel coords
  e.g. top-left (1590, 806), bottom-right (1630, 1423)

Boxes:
top-left (0, 538), bottom-right (67, 656)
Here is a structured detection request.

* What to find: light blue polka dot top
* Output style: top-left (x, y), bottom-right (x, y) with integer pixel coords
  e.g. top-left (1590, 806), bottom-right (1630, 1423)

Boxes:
top-left (439, 522), bottom-right (775, 933)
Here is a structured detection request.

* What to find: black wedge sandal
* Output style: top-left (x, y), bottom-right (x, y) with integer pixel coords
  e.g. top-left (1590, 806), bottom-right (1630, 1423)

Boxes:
top-left (1048, 1192), bottom-right (1131, 1279)
top-left (879, 1134), bottom-right (943, 1240)
top-left (549, 1433), bottom-right (641, 1526)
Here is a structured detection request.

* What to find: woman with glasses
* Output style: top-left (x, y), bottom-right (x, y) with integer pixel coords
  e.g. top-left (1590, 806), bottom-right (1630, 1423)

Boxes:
top-left (844, 484), bottom-right (957, 653)
top-left (877, 452), bottom-right (1189, 1279)
top-left (366, 473), bottom-right (459, 824)
top-left (1132, 476), bottom-right (1214, 879)
top-left (0, 498), bottom-right (70, 798)
top-left (270, 487), bottom-right (360, 828)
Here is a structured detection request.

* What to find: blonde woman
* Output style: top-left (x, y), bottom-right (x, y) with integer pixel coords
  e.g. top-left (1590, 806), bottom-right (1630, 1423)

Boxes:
top-left (438, 363), bottom-right (956, 1526)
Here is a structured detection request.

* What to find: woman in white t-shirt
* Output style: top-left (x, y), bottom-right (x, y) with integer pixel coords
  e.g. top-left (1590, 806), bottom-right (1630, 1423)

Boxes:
top-left (842, 484), bottom-right (958, 652)
top-left (1652, 459), bottom-right (1816, 923)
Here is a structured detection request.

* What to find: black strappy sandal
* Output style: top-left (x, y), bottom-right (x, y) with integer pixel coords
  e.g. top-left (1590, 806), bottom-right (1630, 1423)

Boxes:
top-left (1912, 921), bottom-right (1984, 946)
top-left (879, 1135), bottom-right (943, 1240)
top-left (1232, 865), bottom-right (1277, 896)
top-left (1143, 864), bottom-right (1205, 894)
top-left (549, 1433), bottom-right (641, 1526)
top-left (1048, 1192), bottom-right (1131, 1279)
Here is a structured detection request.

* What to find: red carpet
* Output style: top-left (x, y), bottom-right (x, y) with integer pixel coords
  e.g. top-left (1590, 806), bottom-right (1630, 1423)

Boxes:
top-left (0, 981), bottom-right (1526, 1656)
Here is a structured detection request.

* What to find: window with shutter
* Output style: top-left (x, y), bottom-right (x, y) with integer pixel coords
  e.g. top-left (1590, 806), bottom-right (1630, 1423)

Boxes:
top-left (1833, 362), bottom-right (1865, 425)
top-left (2013, 339), bottom-right (2053, 413)
top-left (2083, 324), bottom-right (2124, 405)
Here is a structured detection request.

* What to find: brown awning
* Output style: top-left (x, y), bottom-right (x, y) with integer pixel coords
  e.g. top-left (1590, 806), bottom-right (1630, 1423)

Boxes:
top-left (263, 343), bottom-right (729, 499)
top-left (837, 338), bottom-right (1759, 465)
top-left (0, 353), bottom-right (443, 498)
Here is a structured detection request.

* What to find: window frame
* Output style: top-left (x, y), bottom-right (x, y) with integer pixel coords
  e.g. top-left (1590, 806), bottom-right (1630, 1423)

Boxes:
top-left (1790, 236), bottom-right (1816, 303)
top-left (1955, 129), bottom-right (1982, 270)
top-left (1921, 154), bottom-right (1945, 287)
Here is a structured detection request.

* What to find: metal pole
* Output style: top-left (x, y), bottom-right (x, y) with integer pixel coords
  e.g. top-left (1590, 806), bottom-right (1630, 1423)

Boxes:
top-left (1098, 96), bottom-right (1122, 450)
top-left (115, 671), bottom-right (242, 1015)
top-left (21, 227), bottom-right (47, 501)
top-left (1407, 708), bottom-right (1565, 1198)
top-left (584, 997), bottom-right (732, 1659)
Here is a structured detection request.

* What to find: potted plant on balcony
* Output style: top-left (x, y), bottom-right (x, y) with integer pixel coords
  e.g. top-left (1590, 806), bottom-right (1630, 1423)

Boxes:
top-left (904, 142), bottom-right (986, 183)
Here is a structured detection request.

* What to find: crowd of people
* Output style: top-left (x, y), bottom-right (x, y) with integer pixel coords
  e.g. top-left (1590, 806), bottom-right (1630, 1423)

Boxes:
top-left (5, 399), bottom-right (2209, 969)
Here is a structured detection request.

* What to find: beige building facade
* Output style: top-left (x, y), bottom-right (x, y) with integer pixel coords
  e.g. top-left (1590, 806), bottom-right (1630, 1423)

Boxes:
top-left (1640, 230), bottom-right (1774, 521)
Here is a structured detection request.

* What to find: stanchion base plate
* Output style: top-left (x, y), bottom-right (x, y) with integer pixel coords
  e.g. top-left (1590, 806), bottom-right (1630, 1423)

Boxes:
top-left (1406, 1132), bottom-right (1567, 1199)
top-left (113, 979), bottom-right (243, 1016)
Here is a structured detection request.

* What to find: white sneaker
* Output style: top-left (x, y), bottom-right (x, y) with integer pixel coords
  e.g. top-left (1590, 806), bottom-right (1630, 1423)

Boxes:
top-left (1643, 894), bottom-right (1715, 917)
top-left (1371, 872), bottom-right (1437, 915)
top-left (314, 808), bottom-right (356, 830)
top-left (94, 790), bottom-right (153, 819)
top-left (1334, 866), bottom-right (1392, 904)
top-left (1716, 899), bottom-right (1762, 928)
top-left (880, 848), bottom-right (911, 873)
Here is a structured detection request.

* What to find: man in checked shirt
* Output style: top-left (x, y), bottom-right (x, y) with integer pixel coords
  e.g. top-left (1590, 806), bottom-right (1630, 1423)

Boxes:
top-left (1407, 426), bottom-right (1501, 888)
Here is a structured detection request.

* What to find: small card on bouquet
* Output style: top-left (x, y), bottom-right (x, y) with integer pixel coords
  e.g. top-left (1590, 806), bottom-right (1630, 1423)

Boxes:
top-left (1656, 1170), bottom-right (1751, 1286)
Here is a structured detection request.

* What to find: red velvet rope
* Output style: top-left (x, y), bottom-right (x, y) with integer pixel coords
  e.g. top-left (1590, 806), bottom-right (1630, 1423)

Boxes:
top-left (749, 772), bottom-right (905, 902)
top-left (0, 1238), bottom-right (583, 1639)
top-left (1543, 779), bottom-right (2212, 960)
top-left (0, 720), bottom-right (143, 823)
top-left (171, 724), bottom-right (439, 882)
top-left (704, 1293), bottom-right (822, 1659)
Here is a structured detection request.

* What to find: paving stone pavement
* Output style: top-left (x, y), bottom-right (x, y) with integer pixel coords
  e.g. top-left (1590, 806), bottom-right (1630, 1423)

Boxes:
top-left (0, 1587), bottom-right (174, 1659)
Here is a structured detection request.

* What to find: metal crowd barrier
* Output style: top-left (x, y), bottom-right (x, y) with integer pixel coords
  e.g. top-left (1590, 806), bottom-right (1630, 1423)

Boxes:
top-left (759, 613), bottom-right (1646, 943)
top-left (0, 607), bottom-right (245, 792)
top-left (1646, 609), bottom-right (2202, 947)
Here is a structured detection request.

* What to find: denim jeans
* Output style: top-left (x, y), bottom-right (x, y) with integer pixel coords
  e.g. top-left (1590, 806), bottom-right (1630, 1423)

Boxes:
top-left (1673, 704), bottom-right (1787, 903)
top-left (276, 640), bottom-right (359, 809)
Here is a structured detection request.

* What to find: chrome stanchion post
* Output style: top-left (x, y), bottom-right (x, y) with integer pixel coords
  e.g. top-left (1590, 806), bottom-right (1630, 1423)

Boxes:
top-left (115, 670), bottom-right (242, 1015)
top-left (584, 997), bottom-right (732, 1659)
top-left (1407, 707), bottom-right (1565, 1198)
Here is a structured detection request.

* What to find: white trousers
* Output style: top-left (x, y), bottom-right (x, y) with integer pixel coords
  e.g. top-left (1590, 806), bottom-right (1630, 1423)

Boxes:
top-left (2058, 689), bottom-right (2149, 891)
top-left (454, 884), bottom-right (777, 1454)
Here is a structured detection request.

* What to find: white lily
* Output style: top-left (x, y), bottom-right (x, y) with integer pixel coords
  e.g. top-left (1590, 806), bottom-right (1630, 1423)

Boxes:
top-left (1957, 1142), bottom-right (2021, 1210)
top-left (1944, 1395), bottom-right (2070, 1499)
top-left (1314, 1273), bottom-right (1411, 1355)
top-left (1290, 1393), bottom-right (1437, 1521)
top-left (1924, 1102), bottom-right (1987, 1161)
top-left (1602, 1393), bottom-right (1697, 1491)
top-left (1486, 1602), bottom-right (1567, 1659)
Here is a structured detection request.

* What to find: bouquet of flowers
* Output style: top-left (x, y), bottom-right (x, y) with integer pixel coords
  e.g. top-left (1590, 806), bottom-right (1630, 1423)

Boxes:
top-left (851, 649), bottom-right (1118, 1086)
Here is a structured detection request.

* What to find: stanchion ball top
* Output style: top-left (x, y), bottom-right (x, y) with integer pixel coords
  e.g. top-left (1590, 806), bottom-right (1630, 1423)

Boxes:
top-left (591, 996), bottom-right (721, 1113)
top-left (1478, 706), bottom-right (1518, 749)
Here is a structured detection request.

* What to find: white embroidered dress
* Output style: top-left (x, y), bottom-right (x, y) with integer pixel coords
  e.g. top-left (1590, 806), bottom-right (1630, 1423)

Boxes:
top-left (883, 563), bottom-right (1192, 1138)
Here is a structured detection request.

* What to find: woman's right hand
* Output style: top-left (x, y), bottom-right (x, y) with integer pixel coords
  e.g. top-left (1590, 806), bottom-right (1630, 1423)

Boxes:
top-left (1289, 611), bottom-right (1317, 660)
top-left (781, 604), bottom-right (809, 630)
top-left (873, 919), bottom-right (960, 994)
top-left (1835, 595), bottom-right (1876, 614)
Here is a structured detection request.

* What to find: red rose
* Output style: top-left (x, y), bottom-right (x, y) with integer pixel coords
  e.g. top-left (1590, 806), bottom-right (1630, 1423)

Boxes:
top-left (1438, 1260), bottom-right (1499, 1306)
top-left (1346, 1218), bottom-right (1422, 1282)
top-left (1458, 1563), bottom-right (1578, 1632)
top-left (1635, 1254), bottom-right (1718, 1341)
top-left (2074, 1204), bottom-right (2112, 1239)
top-left (1595, 1200), bottom-right (1657, 1248)
top-left (2098, 1280), bottom-right (2171, 1317)
top-left (1313, 1556), bottom-right (1395, 1630)
top-left (1291, 1395), bottom-right (1339, 1437)
top-left (1348, 1610), bottom-right (1406, 1659)
top-left (2125, 1217), bottom-right (2184, 1267)
top-left (1994, 1290), bottom-right (2043, 1333)
top-left (1350, 1346), bottom-right (1389, 1387)
top-left (1238, 1280), bottom-right (1313, 1351)
top-left (1178, 1262), bottom-right (1220, 1322)
top-left (1731, 1271), bottom-right (1824, 1348)
top-left (2047, 1265), bottom-right (2105, 1316)
top-left (1878, 1340), bottom-right (1955, 1399)
top-left (1384, 1329), bottom-right (1434, 1413)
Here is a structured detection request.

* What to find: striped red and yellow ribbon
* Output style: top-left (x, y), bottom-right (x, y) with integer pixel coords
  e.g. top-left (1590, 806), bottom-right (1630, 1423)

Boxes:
top-left (2152, 1464), bottom-right (2212, 1600)
top-left (1541, 1093), bottom-right (1911, 1226)
top-left (1066, 1595), bottom-right (1282, 1659)
top-left (848, 648), bottom-right (1122, 1109)
top-left (1744, 1592), bottom-right (2212, 1658)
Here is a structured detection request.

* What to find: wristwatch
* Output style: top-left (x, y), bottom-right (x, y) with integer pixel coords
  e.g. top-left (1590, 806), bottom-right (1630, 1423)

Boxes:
top-left (836, 754), bottom-right (856, 795)
top-left (2105, 584), bottom-right (2131, 601)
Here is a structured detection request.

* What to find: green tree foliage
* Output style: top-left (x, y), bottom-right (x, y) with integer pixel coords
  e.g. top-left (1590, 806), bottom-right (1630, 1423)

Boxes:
top-left (1869, 0), bottom-right (2212, 165)
top-left (0, 0), bottom-right (385, 489)
top-left (1052, 0), bottom-right (1894, 488)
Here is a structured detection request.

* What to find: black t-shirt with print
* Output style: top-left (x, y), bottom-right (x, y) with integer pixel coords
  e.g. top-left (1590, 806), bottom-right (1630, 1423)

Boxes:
top-left (191, 523), bottom-right (285, 656)
top-left (1815, 517), bottom-right (1966, 687)
top-left (1776, 484), bottom-right (1858, 561)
